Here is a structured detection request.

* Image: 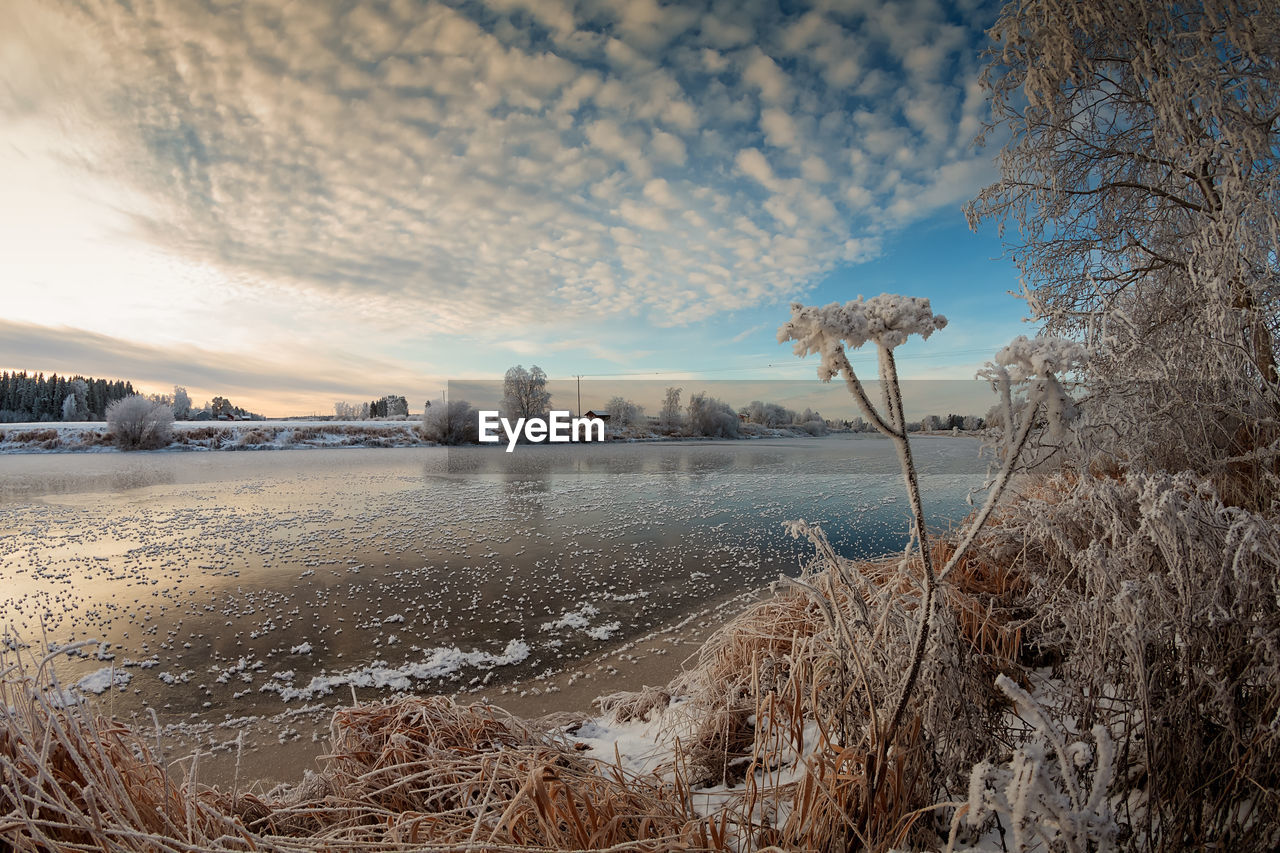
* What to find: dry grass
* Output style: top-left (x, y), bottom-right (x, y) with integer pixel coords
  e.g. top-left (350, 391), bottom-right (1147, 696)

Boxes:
top-left (0, 424), bottom-right (436, 454)
top-left (0, 648), bottom-right (717, 852)
top-left (3, 429), bottom-right (62, 449)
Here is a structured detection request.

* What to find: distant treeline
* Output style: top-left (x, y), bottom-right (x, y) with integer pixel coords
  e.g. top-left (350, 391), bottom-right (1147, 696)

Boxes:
top-left (0, 371), bottom-right (136, 423)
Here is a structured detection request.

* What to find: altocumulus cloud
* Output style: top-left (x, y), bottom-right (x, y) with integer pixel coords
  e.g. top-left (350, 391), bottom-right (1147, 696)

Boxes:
top-left (5, 0), bottom-right (997, 331)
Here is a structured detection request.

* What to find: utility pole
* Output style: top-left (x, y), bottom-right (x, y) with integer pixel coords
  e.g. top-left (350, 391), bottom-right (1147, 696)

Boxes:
top-left (576, 375), bottom-right (582, 416)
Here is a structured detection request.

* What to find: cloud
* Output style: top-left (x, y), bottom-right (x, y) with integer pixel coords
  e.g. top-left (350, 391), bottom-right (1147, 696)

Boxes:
top-left (740, 48), bottom-right (791, 104)
top-left (735, 147), bottom-right (777, 188)
top-left (1, 0), bottom-right (1000, 344)
top-left (730, 323), bottom-right (767, 343)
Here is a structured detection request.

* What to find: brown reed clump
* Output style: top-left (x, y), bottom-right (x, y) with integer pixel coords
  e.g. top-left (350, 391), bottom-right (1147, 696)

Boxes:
top-left (0, 651), bottom-right (246, 851)
top-left (0, 645), bottom-right (718, 852)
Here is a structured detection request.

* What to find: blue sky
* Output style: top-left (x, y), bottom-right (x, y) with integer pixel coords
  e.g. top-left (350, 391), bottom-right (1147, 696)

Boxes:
top-left (0, 0), bottom-right (1032, 415)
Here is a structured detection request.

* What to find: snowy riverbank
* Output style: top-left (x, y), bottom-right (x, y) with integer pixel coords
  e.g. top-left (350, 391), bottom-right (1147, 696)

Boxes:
top-left (0, 419), bottom-right (896, 454)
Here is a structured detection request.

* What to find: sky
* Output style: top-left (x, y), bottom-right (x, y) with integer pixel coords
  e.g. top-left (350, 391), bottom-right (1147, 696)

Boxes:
top-left (0, 0), bottom-right (1034, 417)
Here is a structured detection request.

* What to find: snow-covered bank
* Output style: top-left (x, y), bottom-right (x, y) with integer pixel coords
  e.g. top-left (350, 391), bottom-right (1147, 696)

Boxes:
top-left (0, 420), bottom-right (431, 453)
top-left (0, 419), bottom-right (926, 454)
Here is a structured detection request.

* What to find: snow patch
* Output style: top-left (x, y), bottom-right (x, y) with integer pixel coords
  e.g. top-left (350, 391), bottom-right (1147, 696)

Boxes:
top-left (76, 667), bottom-right (131, 695)
top-left (262, 639), bottom-right (530, 702)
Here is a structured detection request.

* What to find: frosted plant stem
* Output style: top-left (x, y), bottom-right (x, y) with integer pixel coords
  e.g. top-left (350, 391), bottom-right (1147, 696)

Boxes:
top-left (828, 344), bottom-right (938, 780)
top-left (938, 390), bottom-right (1043, 583)
top-left (832, 349), bottom-right (896, 436)
top-left (879, 348), bottom-right (936, 756)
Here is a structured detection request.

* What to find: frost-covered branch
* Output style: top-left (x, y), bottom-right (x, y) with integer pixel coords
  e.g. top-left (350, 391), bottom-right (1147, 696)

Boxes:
top-left (947, 675), bottom-right (1118, 853)
top-left (939, 336), bottom-right (1089, 583)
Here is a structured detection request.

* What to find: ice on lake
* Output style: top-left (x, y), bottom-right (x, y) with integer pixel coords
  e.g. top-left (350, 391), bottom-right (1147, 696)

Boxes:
top-left (0, 436), bottom-right (986, 731)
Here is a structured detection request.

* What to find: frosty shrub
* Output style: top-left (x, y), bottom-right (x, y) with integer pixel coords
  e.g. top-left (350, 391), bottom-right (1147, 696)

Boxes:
top-left (605, 396), bottom-right (643, 428)
top-left (741, 400), bottom-right (794, 428)
top-left (106, 395), bottom-right (174, 450)
top-left (968, 468), bottom-right (1280, 848)
top-left (793, 418), bottom-right (828, 436)
top-left (685, 392), bottom-right (739, 438)
top-left (420, 399), bottom-right (477, 445)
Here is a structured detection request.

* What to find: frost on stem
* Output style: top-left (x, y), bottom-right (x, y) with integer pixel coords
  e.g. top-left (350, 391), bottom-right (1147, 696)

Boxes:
top-left (778, 293), bottom-right (948, 797)
top-left (777, 294), bottom-right (948, 380)
top-left (779, 295), bottom-right (1090, 801)
top-left (948, 675), bottom-right (1118, 853)
top-left (980, 335), bottom-right (1090, 460)
top-left (940, 335), bottom-right (1088, 584)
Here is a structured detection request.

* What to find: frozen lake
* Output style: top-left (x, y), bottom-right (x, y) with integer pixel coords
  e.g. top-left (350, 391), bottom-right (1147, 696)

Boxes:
top-left (1, 436), bottom-right (986, 774)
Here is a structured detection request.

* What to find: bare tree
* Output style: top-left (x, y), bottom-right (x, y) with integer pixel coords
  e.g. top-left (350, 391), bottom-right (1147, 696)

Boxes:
top-left (421, 398), bottom-right (477, 445)
top-left (658, 386), bottom-right (682, 433)
top-left (969, 0), bottom-right (1280, 491)
top-left (501, 365), bottom-right (551, 421)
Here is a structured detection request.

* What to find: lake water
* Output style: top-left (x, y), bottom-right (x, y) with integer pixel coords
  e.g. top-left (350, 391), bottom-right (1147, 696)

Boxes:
top-left (0, 436), bottom-right (986, 779)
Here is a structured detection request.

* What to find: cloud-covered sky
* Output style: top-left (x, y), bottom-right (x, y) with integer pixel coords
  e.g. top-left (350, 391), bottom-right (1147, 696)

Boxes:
top-left (1, 0), bottom-right (1030, 416)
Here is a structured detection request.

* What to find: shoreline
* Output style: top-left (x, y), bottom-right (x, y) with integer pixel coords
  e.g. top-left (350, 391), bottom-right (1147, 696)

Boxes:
top-left (158, 585), bottom-right (767, 791)
top-left (0, 420), bottom-right (976, 455)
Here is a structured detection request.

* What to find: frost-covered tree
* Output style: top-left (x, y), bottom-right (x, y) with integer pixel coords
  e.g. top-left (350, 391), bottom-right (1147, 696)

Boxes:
top-left (502, 365), bottom-right (551, 421)
top-left (793, 407), bottom-right (828, 435)
top-left (421, 398), bottom-right (477, 445)
top-left (605, 396), bottom-right (643, 428)
top-left (171, 386), bottom-right (191, 420)
top-left (106, 395), bottom-right (174, 450)
top-left (742, 400), bottom-right (795, 427)
top-left (68, 378), bottom-right (89, 420)
top-left (658, 386), bottom-right (683, 433)
top-left (686, 393), bottom-right (739, 438)
top-left (970, 0), bottom-right (1280, 491)
top-left (61, 393), bottom-right (78, 421)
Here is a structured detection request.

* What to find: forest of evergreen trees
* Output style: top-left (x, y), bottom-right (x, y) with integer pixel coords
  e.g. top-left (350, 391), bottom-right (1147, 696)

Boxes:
top-left (0, 371), bottom-right (136, 422)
